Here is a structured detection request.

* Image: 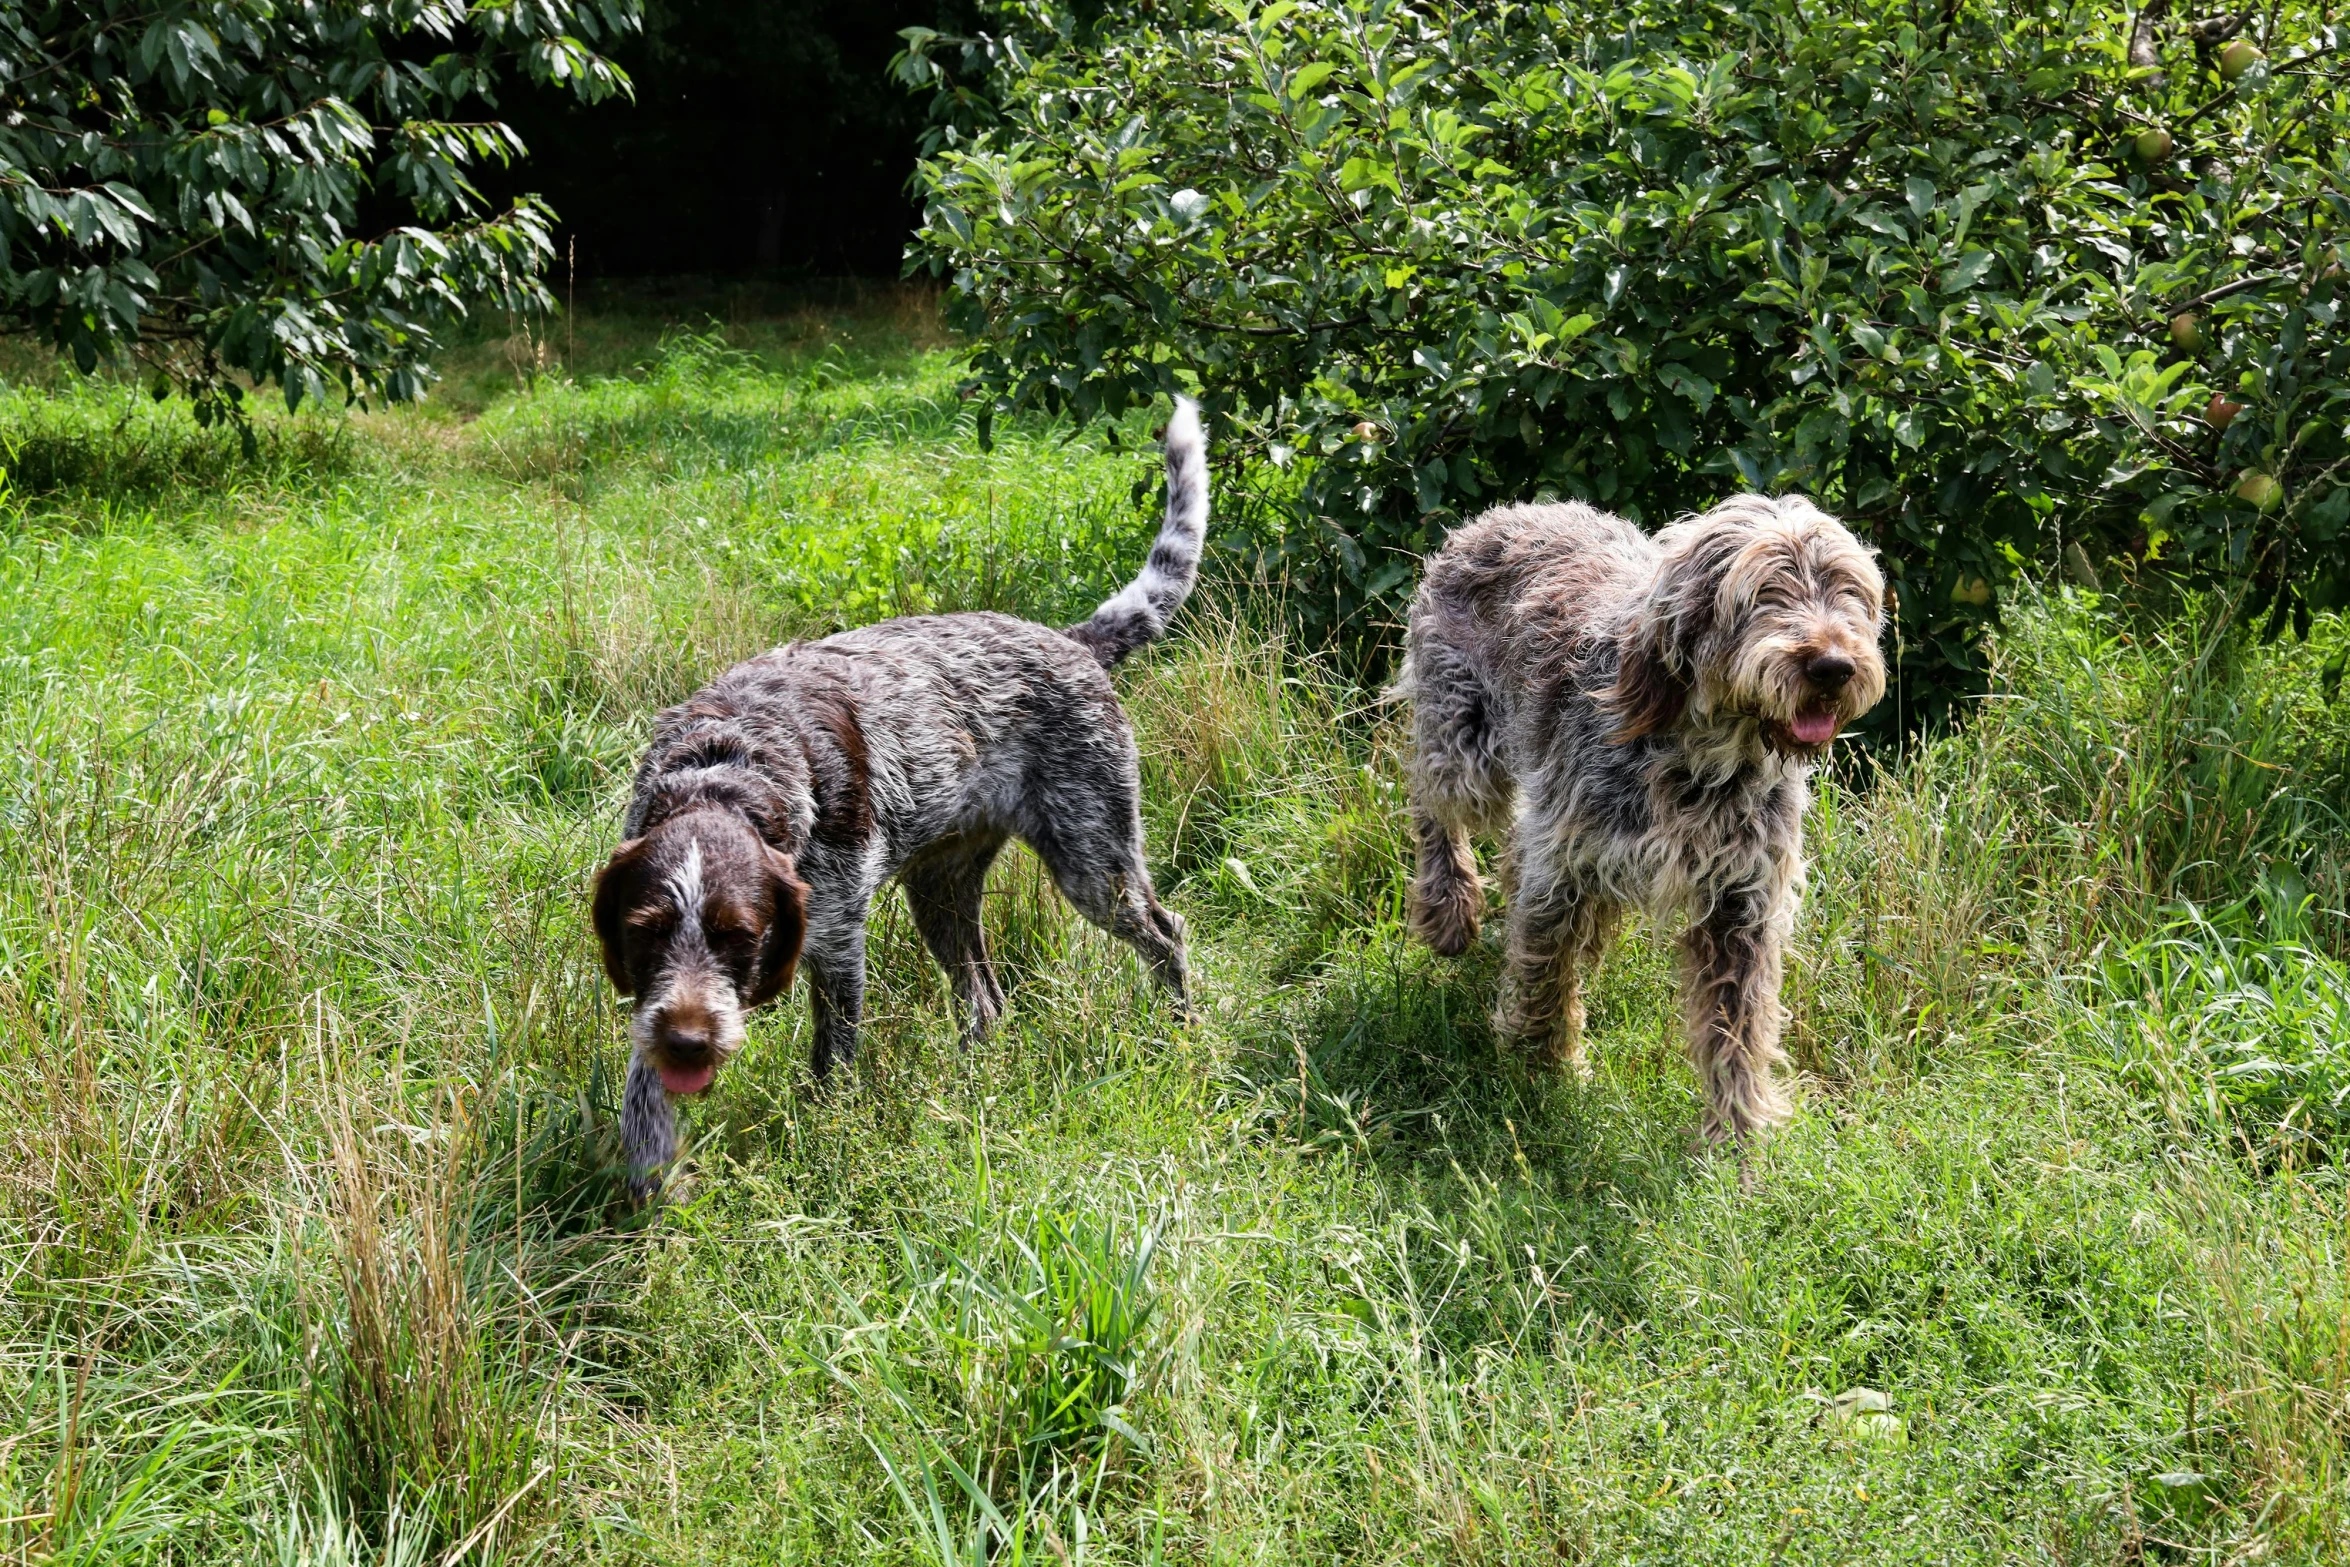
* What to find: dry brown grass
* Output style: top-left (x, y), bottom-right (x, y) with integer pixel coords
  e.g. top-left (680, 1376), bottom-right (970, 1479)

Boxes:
top-left (305, 1074), bottom-right (563, 1553)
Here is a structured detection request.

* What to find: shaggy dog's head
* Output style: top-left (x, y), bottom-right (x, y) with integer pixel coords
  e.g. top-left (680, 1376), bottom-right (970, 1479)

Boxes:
top-left (592, 806), bottom-right (808, 1095)
top-left (1608, 493), bottom-right (1887, 758)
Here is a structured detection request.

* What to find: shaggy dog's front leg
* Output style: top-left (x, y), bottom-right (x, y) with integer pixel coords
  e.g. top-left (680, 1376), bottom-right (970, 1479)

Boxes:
top-left (1492, 843), bottom-right (1619, 1077)
top-left (1678, 880), bottom-right (1797, 1144)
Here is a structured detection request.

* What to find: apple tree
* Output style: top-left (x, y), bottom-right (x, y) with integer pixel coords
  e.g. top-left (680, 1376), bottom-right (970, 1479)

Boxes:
top-left (906, 0), bottom-right (2350, 727)
top-left (0, 0), bottom-right (640, 427)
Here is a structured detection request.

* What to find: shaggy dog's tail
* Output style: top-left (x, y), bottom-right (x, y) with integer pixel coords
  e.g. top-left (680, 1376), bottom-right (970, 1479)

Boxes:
top-left (1065, 397), bottom-right (1208, 668)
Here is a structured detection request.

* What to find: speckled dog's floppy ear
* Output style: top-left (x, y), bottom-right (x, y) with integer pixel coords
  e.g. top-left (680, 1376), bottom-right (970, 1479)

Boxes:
top-left (590, 837), bottom-right (651, 994)
top-left (746, 847), bottom-right (809, 1006)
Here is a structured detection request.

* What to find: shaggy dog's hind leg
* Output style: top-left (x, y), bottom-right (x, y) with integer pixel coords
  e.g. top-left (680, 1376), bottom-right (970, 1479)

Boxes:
top-left (1679, 881), bottom-right (1795, 1144)
top-left (1402, 641), bottom-right (1509, 956)
top-left (902, 831), bottom-right (1009, 1040)
top-left (1556, 894), bottom-right (1622, 1076)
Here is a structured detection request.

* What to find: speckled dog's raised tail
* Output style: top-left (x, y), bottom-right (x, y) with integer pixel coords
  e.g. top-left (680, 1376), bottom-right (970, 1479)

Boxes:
top-left (1065, 397), bottom-right (1208, 668)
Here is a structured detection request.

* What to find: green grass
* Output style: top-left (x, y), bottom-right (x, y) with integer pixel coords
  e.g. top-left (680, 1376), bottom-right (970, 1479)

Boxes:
top-left (3, 291), bottom-right (2348, 1564)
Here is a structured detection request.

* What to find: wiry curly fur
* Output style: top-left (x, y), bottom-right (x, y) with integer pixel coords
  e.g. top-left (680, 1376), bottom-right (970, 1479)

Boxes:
top-left (1400, 493), bottom-right (1887, 1145)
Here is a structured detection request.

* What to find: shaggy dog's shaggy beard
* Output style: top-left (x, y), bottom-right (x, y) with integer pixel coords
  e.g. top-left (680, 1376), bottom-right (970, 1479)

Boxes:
top-left (1400, 493), bottom-right (1887, 1147)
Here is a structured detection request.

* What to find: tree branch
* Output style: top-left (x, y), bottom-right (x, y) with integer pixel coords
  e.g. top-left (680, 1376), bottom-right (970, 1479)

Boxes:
top-left (2128, 0), bottom-right (2170, 83)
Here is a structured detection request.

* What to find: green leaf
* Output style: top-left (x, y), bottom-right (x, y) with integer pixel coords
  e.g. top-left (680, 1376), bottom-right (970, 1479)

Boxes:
top-left (1289, 61), bottom-right (1338, 96)
top-left (1657, 363), bottom-right (1716, 412)
top-left (1941, 250), bottom-right (1995, 292)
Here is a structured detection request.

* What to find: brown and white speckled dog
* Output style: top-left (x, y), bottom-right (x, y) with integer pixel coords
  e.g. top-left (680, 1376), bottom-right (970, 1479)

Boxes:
top-left (1401, 493), bottom-right (1886, 1146)
top-left (594, 400), bottom-right (1207, 1192)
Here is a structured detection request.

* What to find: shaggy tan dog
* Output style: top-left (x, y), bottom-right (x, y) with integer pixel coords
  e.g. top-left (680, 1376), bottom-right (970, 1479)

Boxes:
top-left (1400, 493), bottom-right (1887, 1145)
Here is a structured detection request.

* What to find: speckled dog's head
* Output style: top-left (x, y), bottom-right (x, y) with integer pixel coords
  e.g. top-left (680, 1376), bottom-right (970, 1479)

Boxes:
top-left (592, 806), bottom-right (808, 1097)
top-left (1608, 493), bottom-right (1887, 757)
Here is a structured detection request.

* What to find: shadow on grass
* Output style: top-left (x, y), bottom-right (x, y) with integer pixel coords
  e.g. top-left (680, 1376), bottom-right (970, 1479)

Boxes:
top-left (466, 378), bottom-right (974, 491)
top-left (1, 386), bottom-right (374, 520)
top-left (1229, 931), bottom-right (1701, 1346)
top-left (460, 318), bottom-right (977, 490)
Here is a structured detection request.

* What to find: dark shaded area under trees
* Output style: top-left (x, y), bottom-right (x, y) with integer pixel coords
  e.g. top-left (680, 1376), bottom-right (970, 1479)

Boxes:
top-left (488, 0), bottom-right (961, 280)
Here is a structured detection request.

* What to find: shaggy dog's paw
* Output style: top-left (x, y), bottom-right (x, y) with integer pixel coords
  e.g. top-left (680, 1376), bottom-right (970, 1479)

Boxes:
top-left (1412, 896), bottom-right (1482, 957)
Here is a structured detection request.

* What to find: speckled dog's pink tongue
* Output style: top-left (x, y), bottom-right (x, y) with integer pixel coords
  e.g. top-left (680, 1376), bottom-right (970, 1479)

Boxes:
top-left (1793, 710), bottom-right (1840, 745)
top-left (657, 1061), bottom-right (716, 1096)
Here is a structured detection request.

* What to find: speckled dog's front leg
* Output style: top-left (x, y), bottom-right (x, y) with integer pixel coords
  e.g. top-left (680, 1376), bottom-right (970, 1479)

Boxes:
top-left (621, 1051), bottom-right (677, 1202)
top-left (804, 902), bottom-right (870, 1081)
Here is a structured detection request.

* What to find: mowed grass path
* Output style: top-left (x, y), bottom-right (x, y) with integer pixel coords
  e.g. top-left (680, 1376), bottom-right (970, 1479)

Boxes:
top-left (2, 293), bottom-right (2347, 1564)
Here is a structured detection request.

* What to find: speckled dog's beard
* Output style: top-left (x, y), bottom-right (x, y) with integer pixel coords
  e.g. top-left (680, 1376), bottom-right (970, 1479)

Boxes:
top-left (621, 963), bottom-right (745, 1192)
top-left (621, 1055), bottom-right (676, 1192)
top-left (628, 975), bottom-right (745, 1095)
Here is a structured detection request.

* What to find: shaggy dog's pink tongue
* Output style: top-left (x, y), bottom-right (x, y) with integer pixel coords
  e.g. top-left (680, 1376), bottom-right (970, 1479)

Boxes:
top-left (1792, 709), bottom-right (1840, 746)
top-left (657, 1060), bottom-right (716, 1096)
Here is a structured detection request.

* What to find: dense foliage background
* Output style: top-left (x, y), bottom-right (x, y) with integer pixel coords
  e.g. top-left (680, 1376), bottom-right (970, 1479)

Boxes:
top-left (0, 0), bottom-right (641, 421)
top-left (909, 0), bottom-right (2350, 726)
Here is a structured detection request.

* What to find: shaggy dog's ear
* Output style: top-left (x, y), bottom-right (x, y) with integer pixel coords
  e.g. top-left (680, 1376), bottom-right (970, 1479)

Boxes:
top-left (591, 837), bottom-right (650, 994)
top-left (1605, 515), bottom-right (1749, 742)
top-left (1605, 615), bottom-right (1689, 743)
top-left (747, 847), bottom-right (810, 1007)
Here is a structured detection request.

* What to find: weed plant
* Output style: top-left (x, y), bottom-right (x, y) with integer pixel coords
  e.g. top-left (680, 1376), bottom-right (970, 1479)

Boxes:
top-left (1, 295), bottom-right (2346, 1563)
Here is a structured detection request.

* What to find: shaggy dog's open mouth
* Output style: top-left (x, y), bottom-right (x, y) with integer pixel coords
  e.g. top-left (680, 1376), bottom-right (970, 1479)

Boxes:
top-left (654, 1057), bottom-right (718, 1096)
top-left (1770, 706), bottom-right (1843, 752)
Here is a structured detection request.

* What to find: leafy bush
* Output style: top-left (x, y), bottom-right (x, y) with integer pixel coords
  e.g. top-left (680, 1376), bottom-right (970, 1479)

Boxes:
top-left (0, 0), bottom-right (639, 425)
top-left (909, 0), bottom-right (2350, 722)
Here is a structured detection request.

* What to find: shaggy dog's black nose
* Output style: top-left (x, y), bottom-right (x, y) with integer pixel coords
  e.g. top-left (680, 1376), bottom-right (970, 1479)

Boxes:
top-left (1806, 653), bottom-right (1856, 692)
top-left (657, 1020), bottom-right (714, 1061)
